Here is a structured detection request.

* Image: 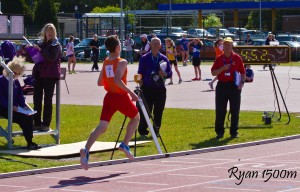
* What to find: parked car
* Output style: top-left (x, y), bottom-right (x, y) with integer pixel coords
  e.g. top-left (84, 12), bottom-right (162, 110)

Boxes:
top-left (207, 28), bottom-right (236, 40)
top-left (276, 34), bottom-right (300, 42)
top-left (72, 36), bottom-right (106, 56)
top-left (228, 27), bottom-right (247, 36)
top-left (279, 41), bottom-right (300, 61)
top-left (237, 38), bottom-right (266, 46)
top-left (187, 28), bottom-right (214, 38)
top-left (160, 27), bottom-right (185, 36)
top-left (76, 42), bottom-right (139, 62)
top-left (240, 30), bottom-right (266, 41)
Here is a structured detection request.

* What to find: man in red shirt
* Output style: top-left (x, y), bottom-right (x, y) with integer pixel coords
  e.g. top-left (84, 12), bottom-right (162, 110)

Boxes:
top-left (211, 37), bottom-right (246, 140)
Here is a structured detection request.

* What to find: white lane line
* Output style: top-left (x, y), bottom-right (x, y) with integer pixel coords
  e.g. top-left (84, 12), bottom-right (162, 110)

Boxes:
top-left (168, 173), bottom-right (218, 178)
top-left (161, 160), bottom-right (202, 164)
top-left (0, 184), bottom-right (26, 188)
top-left (174, 157), bottom-right (236, 161)
top-left (16, 188), bottom-right (49, 192)
top-left (37, 176), bottom-right (74, 180)
top-left (146, 177), bottom-right (235, 192)
top-left (135, 163), bottom-right (181, 167)
top-left (243, 150), bottom-right (300, 162)
top-left (206, 186), bottom-right (261, 191)
top-left (278, 187), bottom-right (300, 192)
top-left (117, 181), bottom-right (169, 186)
top-left (60, 189), bottom-right (101, 192)
top-left (89, 169), bottom-right (136, 173)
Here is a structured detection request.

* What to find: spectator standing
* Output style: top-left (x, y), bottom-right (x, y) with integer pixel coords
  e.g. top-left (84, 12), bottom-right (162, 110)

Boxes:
top-left (138, 34), bottom-right (150, 57)
top-left (0, 57), bottom-right (41, 150)
top-left (31, 23), bottom-right (62, 132)
top-left (137, 37), bottom-right (172, 137)
top-left (165, 38), bottom-right (182, 85)
top-left (66, 35), bottom-right (76, 74)
top-left (211, 37), bottom-right (246, 140)
top-left (264, 33), bottom-right (277, 69)
top-left (80, 35), bottom-right (140, 170)
top-left (180, 34), bottom-right (189, 66)
top-left (89, 34), bottom-right (100, 72)
top-left (265, 33), bottom-right (275, 45)
top-left (189, 38), bottom-right (203, 81)
top-left (124, 35), bottom-right (134, 64)
top-left (244, 34), bottom-right (254, 45)
top-left (209, 38), bottom-right (224, 90)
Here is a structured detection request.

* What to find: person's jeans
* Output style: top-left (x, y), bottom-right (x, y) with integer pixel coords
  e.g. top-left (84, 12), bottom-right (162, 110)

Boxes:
top-left (125, 51), bottom-right (133, 64)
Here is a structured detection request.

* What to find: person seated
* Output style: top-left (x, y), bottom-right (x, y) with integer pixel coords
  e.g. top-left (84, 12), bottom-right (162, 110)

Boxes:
top-left (0, 57), bottom-right (41, 150)
top-left (245, 64), bottom-right (254, 82)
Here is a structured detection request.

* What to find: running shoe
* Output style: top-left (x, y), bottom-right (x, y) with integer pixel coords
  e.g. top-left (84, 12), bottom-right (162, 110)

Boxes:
top-left (118, 142), bottom-right (134, 160)
top-left (179, 79), bottom-right (182, 84)
top-left (192, 78), bottom-right (198, 81)
top-left (80, 148), bottom-right (89, 170)
top-left (168, 81), bottom-right (173, 85)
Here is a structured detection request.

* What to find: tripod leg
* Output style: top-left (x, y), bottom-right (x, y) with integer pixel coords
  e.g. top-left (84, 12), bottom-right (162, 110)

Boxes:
top-left (158, 135), bottom-right (168, 153)
top-left (64, 80), bottom-right (70, 94)
top-left (137, 98), bottom-right (163, 154)
top-left (110, 116), bottom-right (127, 160)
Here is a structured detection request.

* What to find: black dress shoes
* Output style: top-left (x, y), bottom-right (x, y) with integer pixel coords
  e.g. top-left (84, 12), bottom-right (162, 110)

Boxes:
top-left (27, 142), bottom-right (42, 150)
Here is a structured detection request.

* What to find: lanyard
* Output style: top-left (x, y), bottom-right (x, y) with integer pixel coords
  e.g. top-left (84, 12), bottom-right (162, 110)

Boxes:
top-left (151, 53), bottom-right (160, 72)
top-left (223, 55), bottom-right (233, 73)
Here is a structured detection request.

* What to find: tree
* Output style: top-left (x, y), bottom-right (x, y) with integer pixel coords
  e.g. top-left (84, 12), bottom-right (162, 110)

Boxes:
top-left (34, 0), bottom-right (59, 31)
top-left (204, 14), bottom-right (222, 28)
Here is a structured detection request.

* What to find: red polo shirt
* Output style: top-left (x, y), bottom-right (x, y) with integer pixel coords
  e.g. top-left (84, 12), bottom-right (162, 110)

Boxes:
top-left (211, 52), bottom-right (245, 83)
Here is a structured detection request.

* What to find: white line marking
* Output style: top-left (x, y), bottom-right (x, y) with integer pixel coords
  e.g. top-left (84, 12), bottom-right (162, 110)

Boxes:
top-left (146, 177), bottom-right (236, 192)
top-left (60, 189), bottom-right (101, 192)
top-left (117, 181), bottom-right (169, 186)
top-left (89, 169), bottom-right (135, 173)
top-left (0, 184), bottom-right (26, 188)
top-left (206, 186), bottom-right (261, 191)
top-left (36, 176), bottom-right (73, 180)
top-left (16, 188), bottom-right (49, 192)
top-left (161, 160), bottom-right (202, 164)
top-left (244, 150), bottom-right (300, 162)
top-left (278, 187), bottom-right (300, 192)
top-left (135, 163), bottom-right (181, 167)
top-left (175, 157), bottom-right (236, 161)
top-left (168, 173), bottom-right (218, 178)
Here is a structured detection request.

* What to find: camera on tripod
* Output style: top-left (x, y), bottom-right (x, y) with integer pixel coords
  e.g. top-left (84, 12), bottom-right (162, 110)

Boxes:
top-left (262, 111), bottom-right (272, 125)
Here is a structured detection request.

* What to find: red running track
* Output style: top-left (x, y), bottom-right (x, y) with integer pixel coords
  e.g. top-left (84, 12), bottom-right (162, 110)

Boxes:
top-left (1, 136), bottom-right (300, 192)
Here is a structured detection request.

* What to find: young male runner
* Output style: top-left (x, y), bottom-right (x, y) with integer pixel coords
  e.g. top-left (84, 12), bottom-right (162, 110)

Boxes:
top-left (80, 35), bottom-right (140, 170)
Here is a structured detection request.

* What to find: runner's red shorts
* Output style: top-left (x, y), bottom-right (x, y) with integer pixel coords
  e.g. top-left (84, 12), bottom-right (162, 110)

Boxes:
top-left (100, 92), bottom-right (138, 122)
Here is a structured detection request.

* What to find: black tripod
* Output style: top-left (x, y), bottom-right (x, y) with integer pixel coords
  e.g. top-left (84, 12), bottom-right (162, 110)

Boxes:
top-left (110, 86), bottom-right (168, 160)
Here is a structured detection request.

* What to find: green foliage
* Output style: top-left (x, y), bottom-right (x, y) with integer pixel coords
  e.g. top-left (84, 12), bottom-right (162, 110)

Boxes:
top-left (34, 0), bottom-right (59, 31)
top-left (204, 14), bottom-right (222, 28)
top-left (92, 5), bottom-right (120, 13)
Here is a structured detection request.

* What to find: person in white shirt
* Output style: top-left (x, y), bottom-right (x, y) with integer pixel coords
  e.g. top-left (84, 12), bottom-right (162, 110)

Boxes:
top-left (124, 35), bottom-right (134, 64)
top-left (66, 35), bottom-right (76, 74)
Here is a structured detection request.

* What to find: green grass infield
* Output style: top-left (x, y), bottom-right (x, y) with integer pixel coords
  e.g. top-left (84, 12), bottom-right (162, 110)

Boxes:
top-left (0, 104), bottom-right (300, 173)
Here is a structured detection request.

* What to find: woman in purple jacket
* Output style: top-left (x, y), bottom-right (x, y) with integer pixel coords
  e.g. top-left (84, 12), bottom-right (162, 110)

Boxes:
top-left (0, 57), bottom-right (41, 150)
top-left (31, 23), bottom-right (62, 131)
